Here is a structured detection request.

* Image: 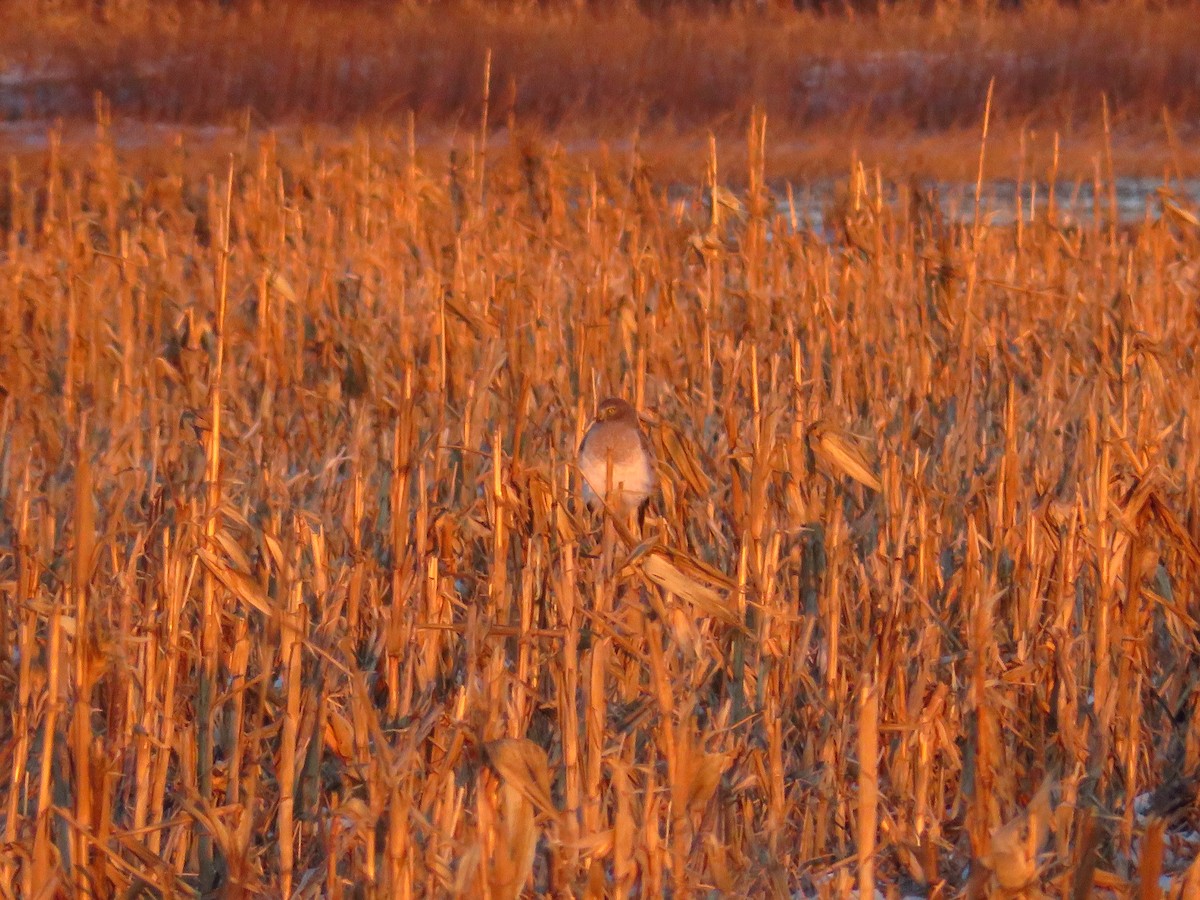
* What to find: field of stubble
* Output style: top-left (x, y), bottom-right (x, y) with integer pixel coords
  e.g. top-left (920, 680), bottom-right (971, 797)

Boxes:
top-left (2, 110), bottom-right (1200, 897)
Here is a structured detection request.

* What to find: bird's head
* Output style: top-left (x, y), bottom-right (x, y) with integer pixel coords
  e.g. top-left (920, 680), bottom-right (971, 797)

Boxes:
top-left (596, 397), bottom-right (635, 422)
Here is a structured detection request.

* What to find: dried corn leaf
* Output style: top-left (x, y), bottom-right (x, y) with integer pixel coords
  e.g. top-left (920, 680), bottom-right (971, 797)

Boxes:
top-left (685, 750), bottom-right (728, 816)
top-left (1149, 493), bottom-right (1200, 568)
top-left (808, 420), bottom-right (882, 492)
top-left (332, 797), bottom-right (373, 833)
top-left (610, 759), bottom-right (635, 882)
top-left (485, 738), bottom-right (555, 900)
top-left (709, 184), bottom-right (746, 225)
top-left (324, 708), bottom-right (355, 762)
top-left (1162, 197), bottom-right (1199, 229)
top-left (637, 552), bottom-right (742, 629)
top-left (198, 548), bottom-right (274, 618)
top-left (982, 776), bottom-right (1053, 890)
top-left (571, 829), bottom-right (615, 857)
top-left (211, 529), bottom-right (254, 577)
top-left (267, 270), bottom-right (299, 304)
top-left (659, 423), bottom-right (711, 497)
top-left (484, 738), bottom-right (557, 824)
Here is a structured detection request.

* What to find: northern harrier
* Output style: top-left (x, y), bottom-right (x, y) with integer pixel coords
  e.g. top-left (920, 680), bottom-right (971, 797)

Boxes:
top-left (578, 397), bottom-right (656, 525)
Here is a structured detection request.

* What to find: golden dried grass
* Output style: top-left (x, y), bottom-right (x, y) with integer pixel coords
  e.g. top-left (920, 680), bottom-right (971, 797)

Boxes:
top-left (0, 104), bottom-right (1199, 896)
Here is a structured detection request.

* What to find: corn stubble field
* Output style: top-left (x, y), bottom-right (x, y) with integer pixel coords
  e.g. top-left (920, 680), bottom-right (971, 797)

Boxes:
top-left (3, 113), bottom-right (1200, 897)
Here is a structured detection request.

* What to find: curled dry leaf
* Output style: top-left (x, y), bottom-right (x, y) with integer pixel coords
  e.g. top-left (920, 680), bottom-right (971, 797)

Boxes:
top-left (198, 548), bottom-right (274, 618)
top-left (982, 776), bottom-right (1053, 891)
top-left (332, 797), bottom-right (373, 833)
top-left (710, 184), bottom-right (746, 222)
top-left (483, 738), bottom-right (558, 825)
top-left (807, 420), bottom-right (882, 492)
top-left (635, 549), bottom-right (743, 630)
top-left (267, 270), bottom-right (299, 304)
top-left (324, 708), bottom-right (355, 762)
top-left (483, 738), bottom-right (557, 900)
top-left (658, 422), bottom-right (711, 498)
top-left (684, 749), bottom-right (729, 816)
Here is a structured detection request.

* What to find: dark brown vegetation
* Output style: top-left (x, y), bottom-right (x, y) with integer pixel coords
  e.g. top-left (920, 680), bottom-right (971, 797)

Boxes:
top-left (2, 0), bottom-right (1200, 178)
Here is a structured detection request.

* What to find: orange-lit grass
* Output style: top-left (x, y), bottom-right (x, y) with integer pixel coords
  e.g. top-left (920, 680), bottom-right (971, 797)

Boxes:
top-left (1, 0), bottom-right (1200, 181)
top-left (1, 115), bottom-right (1200, 895)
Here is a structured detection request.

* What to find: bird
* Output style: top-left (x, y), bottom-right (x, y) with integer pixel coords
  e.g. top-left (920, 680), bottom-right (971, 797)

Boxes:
top-left (577, 397), bottom-right (657, 526)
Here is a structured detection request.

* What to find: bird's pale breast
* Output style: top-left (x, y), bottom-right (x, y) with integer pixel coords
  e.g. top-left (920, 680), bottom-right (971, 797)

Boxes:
top-left (579, 422), bottom-right (655, 513)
